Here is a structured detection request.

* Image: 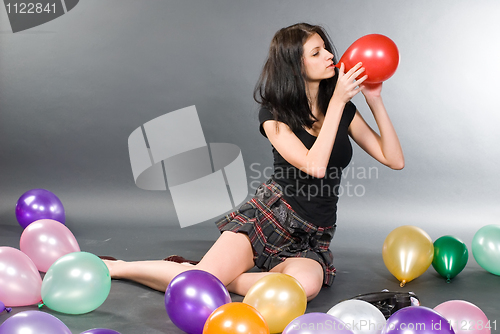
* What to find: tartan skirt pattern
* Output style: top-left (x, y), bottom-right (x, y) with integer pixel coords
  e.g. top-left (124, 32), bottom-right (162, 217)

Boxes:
top-left (215, 178), bottom-right (336, 286)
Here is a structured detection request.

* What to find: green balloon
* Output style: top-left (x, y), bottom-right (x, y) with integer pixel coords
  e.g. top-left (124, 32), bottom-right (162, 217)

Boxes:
top-left (41, 251), bottom-right (111, 314)
top-left (432, 235), bottom-right (468, 282)
top-left (472, 224), bottom-right (500, 275)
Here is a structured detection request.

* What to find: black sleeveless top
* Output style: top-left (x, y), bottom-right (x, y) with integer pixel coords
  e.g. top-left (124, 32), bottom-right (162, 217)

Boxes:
top-left (258, 102), bottom-right (356, 227)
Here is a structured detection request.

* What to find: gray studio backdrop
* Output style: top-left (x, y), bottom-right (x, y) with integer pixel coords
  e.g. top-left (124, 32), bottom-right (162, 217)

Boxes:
top-left (1, 0), bottom-right (500, 249)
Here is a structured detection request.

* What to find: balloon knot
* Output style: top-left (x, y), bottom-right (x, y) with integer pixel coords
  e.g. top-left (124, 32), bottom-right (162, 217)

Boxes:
top-left (37, 302), bottom-right (44, 309)
top-left (446, 278), bottom-right (451, 283)
top-left (400, 280), bottom-right (406, 287)
top-left (6, 307), bottom-right (12, 312)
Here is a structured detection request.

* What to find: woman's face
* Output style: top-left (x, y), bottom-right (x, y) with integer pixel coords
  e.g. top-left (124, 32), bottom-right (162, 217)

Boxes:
top-left (302, 33), bottom-right (335, 82)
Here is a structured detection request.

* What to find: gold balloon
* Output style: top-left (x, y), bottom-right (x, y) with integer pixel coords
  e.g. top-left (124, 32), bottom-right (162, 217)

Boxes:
top-left (382, 225), bottom-right (434, 287)
top-left (243, 273), bottom-right (307, 334)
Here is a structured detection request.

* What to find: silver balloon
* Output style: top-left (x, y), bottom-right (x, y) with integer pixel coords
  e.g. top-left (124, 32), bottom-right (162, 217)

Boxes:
top-left (327, 300), bottom-right (386, 334)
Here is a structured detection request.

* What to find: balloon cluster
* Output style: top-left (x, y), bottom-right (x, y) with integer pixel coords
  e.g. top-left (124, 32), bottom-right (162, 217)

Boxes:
top-left (165, 271), bottom-right (307, 334)
top-left (283, 299), bottom-right (489, 334)
top-left (2, 189), bottom-right (495, 334)
top-left (167, 271), bottom-right (491, 334)
top-left (0, 189), bottom-right (111, 315)
top-left (383, 224), bottom-right (500, 286)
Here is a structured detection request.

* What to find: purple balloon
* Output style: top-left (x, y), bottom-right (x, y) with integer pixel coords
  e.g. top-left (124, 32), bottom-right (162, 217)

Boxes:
top-left (382, 306), bottom-right (455, 334)
top-left (15, 189), bottom-right (65, 228)
top-left (80, 329), bottom-right (122, 334)
top-left (165, 270), bottom-right (231, 334)
top-left (283, 312), bottom-right (355, 334)
top-left (0, 311), bottom-right (71, 334)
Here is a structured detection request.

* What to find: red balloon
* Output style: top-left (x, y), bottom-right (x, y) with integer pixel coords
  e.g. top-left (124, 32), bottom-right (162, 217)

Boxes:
top-left (336, 34), bottom-right (399, 83)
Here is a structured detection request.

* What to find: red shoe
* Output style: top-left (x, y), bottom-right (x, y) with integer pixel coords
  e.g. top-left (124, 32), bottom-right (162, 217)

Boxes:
top-left (164, 255), bottom-right (199, 265)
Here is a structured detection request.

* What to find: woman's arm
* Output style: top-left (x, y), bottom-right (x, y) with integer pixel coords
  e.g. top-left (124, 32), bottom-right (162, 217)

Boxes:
top-left (262, 63), bottom-right (367, 178)
top-left (348, 83), bottom-right (404, 170)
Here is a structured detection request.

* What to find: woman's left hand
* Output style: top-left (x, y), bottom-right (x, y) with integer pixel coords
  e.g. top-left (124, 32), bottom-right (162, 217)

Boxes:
top-left (361, 82), bottom-right (383, 99)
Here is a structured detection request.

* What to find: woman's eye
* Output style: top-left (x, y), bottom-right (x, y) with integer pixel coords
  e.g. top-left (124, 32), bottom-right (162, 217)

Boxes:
top-left (312, 52), bottom-right (319, 56)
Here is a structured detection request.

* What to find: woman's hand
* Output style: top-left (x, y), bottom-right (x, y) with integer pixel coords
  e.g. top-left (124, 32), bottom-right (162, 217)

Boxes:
top-left (361, 82), bottom-right (383, 100)
top-left (331, 62), bottom-right (368, 105)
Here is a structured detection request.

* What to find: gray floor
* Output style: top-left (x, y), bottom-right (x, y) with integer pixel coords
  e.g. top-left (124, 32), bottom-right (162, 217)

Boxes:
top-left (1, 221), bottom-right (499, 333)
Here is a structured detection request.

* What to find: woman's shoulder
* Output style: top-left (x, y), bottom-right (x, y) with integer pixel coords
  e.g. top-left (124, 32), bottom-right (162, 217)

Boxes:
top-left (258, 107), bottom-right (275, 138)
top-left (258, 106), bottom-right (274, 121)
top-left (258, 107), bottom-right (297, 138)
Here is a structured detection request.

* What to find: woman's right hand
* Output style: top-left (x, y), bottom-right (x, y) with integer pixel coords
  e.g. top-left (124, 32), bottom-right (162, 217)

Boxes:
top-left (330, 62), bottom-right (368, 105)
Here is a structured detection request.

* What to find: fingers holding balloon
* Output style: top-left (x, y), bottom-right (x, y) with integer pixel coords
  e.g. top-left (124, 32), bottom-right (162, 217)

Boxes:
top-left (337, 61), bottom-right (345, 74)
top-left (348, 62), bottom-right (367, 80)
top-left (339, 61), bottom-right (366, 81)
top-left (333, 62), bottom-right (367, 103)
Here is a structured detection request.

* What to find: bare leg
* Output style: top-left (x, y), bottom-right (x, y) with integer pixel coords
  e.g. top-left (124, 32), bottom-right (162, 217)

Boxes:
top-left (104, 259), bottom-right (187, 291)
top-left (227, 257), bottom-right (324, 301)
top-left (104, 232), bottom-right (324, 301)
top-left (104, 231), bottom-right (255, 292)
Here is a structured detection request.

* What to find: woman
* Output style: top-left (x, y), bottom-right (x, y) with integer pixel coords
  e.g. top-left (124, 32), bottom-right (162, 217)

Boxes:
top-left (104, 23), bottom-right (403, 301)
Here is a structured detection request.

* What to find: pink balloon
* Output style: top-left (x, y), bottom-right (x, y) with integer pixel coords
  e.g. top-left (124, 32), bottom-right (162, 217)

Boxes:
top-left (434, 300), bottom-right (491, 334)
top-left (0, 247), bottom-right (42, 307)
top-left (20, 219), bottom-right (80, 272)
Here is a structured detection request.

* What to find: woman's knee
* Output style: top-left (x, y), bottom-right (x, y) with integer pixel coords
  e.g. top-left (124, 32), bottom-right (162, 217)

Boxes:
top-left (296, 274), bottom-right (322, 300)
top-left (275, 258), bottom-right (324, 300)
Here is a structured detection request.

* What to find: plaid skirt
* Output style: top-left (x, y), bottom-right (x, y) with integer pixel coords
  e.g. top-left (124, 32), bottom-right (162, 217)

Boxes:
top-left (215, 178), bottom-right (336, 286)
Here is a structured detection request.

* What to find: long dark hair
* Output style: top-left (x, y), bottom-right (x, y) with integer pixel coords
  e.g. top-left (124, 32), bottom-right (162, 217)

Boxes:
top-left (254, 23), bottom-right (338, 132)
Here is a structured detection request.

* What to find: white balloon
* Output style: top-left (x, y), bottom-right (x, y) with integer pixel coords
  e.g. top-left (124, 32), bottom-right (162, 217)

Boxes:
top-left (327, 300), bottom-right (386, 334)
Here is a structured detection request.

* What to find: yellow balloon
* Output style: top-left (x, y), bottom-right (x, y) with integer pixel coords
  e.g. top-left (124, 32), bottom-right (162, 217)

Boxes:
top-left (243, 273), bottom-right (307, 334)
top-left (382, 225), bottom-right (434, 287)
